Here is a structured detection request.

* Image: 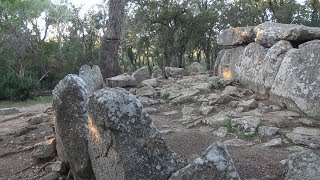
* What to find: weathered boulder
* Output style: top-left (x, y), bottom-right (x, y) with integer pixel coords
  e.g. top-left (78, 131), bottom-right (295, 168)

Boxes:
top-left (264, 138), bottom-right (282, 147)
top-left (165, 67), bottom-right (187, 78)
top-left (34, 138), bottom-right (56, 159)
top-left (237, 99), bottom-right (258, 112)
top-left (151, 65), bottom-right (163, 78)
top-left (188, 62), bottom-right (205, 75)
top-left (132, 66), bottom-right (150, 84)
top-left (140, 78), bottom-right (158, 87)
top-left (270, 40), bottom-right (320, 118)
top-left (286, 127), bottom-right (320, 149)
top-left (136, 86), bottom-right (158, 98)
top-left (52, 75), bottom-right (94, 180)
top-left (258, 126), bottom-right (279, 137)
top-left (235, 43), bottom-right (268, 92)
top-left (79, 64), bottom-right (104, 94)
top-left (169, 142), bottom-right (240, 180)
top-left (285, 150), bottom-right (320, 180)
top-left (215, 47), bottom-right (245, 78)
top-left (261, 40), bottom-right (292, 89)
top-left (217, 26), bottom-right (254, 46)
top-left (88, 87), bottom-right (186, 180)
top-left (254, 21), bottom-right (320, 47)
top-left (106, 73), bottom-right (137, 88)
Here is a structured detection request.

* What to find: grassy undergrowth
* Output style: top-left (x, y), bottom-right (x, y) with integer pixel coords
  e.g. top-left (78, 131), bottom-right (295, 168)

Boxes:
top-left (0, 96), bottom-right (52, 108)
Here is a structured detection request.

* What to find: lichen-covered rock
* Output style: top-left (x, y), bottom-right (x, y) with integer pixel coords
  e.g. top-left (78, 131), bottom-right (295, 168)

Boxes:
top-left (79, 64), bottom-right (104, 94)
top-left (188, 62), bottom-right (205, 75)
top-left (215, 47), bottom-right (245, 78)
top-left (285, 150), bottom-right (320, 180)
top-left (141, 78), bottom-right (158, 87)
top-left (106, 73), bottom-right (137, 88)
top-left (132, 66), bottom-right (150, 84)
top-left (270, 40), bottom-right (320, 118)
top-left (165, 67), bottom-right (187, 78)
top-left (235, 43), bottom-right (268, 92)
top-left (169, 142), bottom-right (240, 180)
top-left (261, 40), bottom-right (292, 89)
top-left (88, 88), bottom-right (186, 180)
top-left (52, 74), bottom-right (94, 180)
top-left (217, 26), bottom-right (254, 46)
top-left (254, 21), bottom-right (320, 47)
top-left (33, 138), bottom-right (56, 159)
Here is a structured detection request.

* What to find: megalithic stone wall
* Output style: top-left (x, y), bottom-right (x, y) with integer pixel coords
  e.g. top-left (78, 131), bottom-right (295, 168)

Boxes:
top-left (216, 22), bottom-right (320, 119)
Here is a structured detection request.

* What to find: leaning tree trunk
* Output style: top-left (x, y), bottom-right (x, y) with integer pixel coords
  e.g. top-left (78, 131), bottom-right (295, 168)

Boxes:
top-left (100, 0), bottom-right (125, 79)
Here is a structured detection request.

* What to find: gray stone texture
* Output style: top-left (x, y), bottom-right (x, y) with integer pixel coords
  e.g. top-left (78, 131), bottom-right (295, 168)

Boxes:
top-left (52, 74), bottom-right (94, 180)
top-left (106, 73), bottom-right (137, 88)
top-left (285, 150), bottom-right (320, 180)
top-left (169, 142), bottom-right (240, 180)
top-left (88, 87), bottom-right (186, 180)
top-left (132, 66), bottom-right (150, 84)
top-left (217, 26), bottom-right (254, 46)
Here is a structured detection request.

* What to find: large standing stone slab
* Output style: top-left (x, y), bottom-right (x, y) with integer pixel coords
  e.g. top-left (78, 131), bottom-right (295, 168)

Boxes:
top-left (261, 40), bottom-right (292, 89)
top-left (235, 42), bottom-right (268, 93)
top-left (52, 75), bottom-right (94, 180)
top-left (88, 87), bottom-right (186, 180)
top-left (285, 150), bottom-right (320, 180)
top-left (169, 142), bottom-right (240, 180)
top-left (216, 47), bottom-right (245, 79)
top-left (217, 26), bottom-right (254, 46)
top-left (270, 40), bottom-right (320, 118)
top-left (254, 21), bottom-right (320, 47)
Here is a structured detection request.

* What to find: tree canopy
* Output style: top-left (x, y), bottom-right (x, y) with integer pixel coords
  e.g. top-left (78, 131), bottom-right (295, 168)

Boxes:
top-left (0, 0), bottom-right (318, 100)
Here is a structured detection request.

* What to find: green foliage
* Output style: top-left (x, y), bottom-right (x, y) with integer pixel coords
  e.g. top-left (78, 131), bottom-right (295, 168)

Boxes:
top-left (224, 117), bottom-right (234, 132)
top-left (0, 72), bottom-right (39, 100)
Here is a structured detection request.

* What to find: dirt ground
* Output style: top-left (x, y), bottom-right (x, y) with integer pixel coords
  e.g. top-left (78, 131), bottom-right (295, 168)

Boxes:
top-left (0, 102), bottom-right (319, 180)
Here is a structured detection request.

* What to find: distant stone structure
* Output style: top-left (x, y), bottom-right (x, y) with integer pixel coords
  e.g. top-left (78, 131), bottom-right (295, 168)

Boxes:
top-left (216, 22), bottom-right (320, 119)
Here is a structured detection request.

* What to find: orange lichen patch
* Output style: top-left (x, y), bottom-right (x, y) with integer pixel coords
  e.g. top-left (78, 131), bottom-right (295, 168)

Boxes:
top-left (222, 67), bottom-right (233, 79)
top-left (88, 114), bottom-right (102, 142)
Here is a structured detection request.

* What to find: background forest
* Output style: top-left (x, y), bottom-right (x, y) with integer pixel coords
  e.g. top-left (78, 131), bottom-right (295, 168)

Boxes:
top-left (0, 0), bottom-right (319, 100)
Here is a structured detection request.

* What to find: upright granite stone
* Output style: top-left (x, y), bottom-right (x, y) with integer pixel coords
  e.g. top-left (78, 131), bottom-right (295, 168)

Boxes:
top-left (52, 75), bottom-right (94, 180)
top-left (261, 40), bottom-right (292, 89)
top-left (235, 43), bottom-right (268, 92)
top-left (271, 40), bottom-right (320, 118)
top-left (254, 21), bottom-right (320, 47)
top-left (217, 26), bottom-right (254, 46)
top-left (132, 66), bottom-right (150, 84)
top-left (79, 65), bottom-right (104, 94)
top-left (169, 142), bottom-right (240, 180)
top-left (285, 150), bottom-right (320, 180)
top-left (216, 47), bottom-right (245, 78)
top-left (88, 88), bottom-right (186, 180)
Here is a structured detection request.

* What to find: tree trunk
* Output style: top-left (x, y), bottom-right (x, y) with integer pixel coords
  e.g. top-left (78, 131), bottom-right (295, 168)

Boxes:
top-left (99, 0), bottom-right (125, 79)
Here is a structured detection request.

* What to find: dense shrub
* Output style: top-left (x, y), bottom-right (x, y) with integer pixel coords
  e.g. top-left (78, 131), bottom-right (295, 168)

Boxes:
top-left (0, 72), bottom-right (39, 100)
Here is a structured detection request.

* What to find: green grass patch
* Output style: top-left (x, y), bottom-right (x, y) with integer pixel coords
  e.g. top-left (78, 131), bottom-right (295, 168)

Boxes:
top-left (0, 96), bottom-right (53, 108)
top-left (224, 116), bottom-right (235, 132)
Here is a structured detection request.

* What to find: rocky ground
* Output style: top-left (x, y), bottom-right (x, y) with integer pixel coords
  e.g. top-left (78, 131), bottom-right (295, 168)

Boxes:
top-left (0, 74), bottom-right (320, 180)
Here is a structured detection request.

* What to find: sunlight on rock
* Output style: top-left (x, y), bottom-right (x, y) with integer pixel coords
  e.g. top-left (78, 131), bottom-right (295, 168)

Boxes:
top-left (88, 114), bottom-right (102, 142)
top-left (222, 67), bottom-right (233, 79)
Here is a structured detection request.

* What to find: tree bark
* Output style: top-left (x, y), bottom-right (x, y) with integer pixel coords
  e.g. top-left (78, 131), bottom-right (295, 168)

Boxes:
top-left (100, 0), bottom-right (125, 79)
